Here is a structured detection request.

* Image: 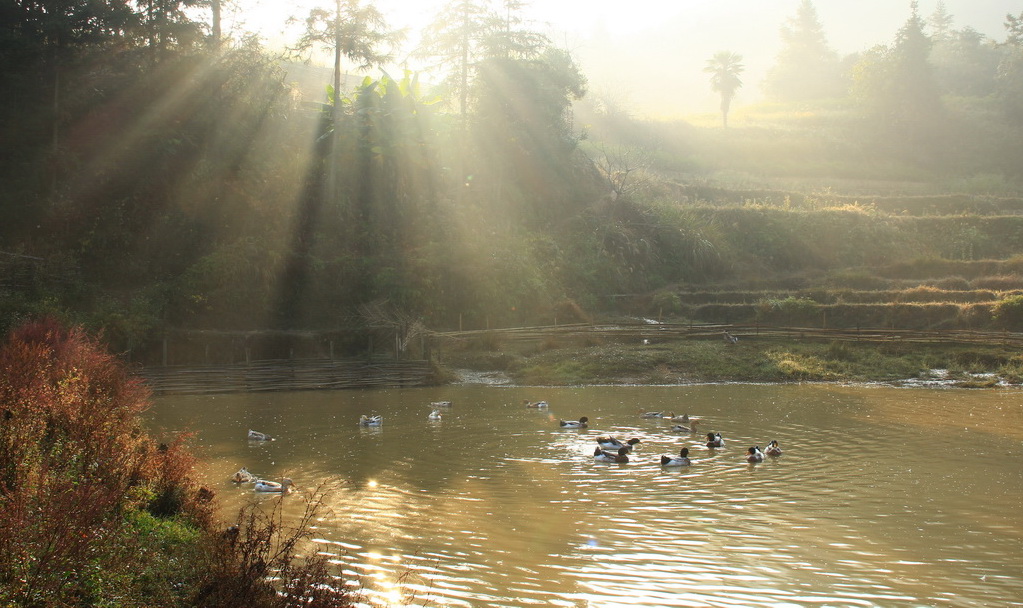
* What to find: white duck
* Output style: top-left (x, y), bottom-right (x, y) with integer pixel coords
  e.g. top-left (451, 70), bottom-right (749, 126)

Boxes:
top-left (428, 409), bottom-right (442, 420)
top-left (660, 447), bottom-right (692, 467)
top-left (596, 436), bottom-right (641, 452)
top-left (248, 429), bottom-right (273, 441)
top-left (559, 416), bottom-right (589, 428)
top-left (359, 415), bottom-right (383, 426)
top-left (765, 440), bottom-right (782, 456)
top-left (254, 478), bottom-right (295, 493)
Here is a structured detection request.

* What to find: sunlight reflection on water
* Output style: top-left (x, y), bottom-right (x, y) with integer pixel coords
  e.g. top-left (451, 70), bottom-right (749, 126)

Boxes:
top-left (149, 384), bottom-right (1023, 607)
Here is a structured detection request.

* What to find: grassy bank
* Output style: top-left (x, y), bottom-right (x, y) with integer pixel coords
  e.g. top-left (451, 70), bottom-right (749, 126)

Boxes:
top-left (439, 337), bottom-right (1023, 387)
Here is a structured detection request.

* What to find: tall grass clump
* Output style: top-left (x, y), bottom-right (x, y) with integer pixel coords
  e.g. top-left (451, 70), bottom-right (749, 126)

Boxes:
top-left (0, 318), bottom-right (354, 607)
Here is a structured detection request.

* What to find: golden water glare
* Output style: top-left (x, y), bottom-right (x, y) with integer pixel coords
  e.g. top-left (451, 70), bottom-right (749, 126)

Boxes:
top-left (150, 384), bottom-right (1023, 607)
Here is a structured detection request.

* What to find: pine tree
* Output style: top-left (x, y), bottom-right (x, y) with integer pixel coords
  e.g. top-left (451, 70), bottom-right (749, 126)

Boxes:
top-left (763, 0), bottom-right (844, 101)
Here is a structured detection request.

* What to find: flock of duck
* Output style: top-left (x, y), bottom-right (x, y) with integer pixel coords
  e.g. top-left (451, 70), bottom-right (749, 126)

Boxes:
top-left (583, 409), bottom-right (783, 466)
top-left (234, 400), bottom-right (783, 493)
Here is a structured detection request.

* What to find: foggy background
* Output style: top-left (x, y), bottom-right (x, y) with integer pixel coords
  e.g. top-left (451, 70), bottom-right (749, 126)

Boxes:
top-left (232, 0), bottom-right (1014, 116)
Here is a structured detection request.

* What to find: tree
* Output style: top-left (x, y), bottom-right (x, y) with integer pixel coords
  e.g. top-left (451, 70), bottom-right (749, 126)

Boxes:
top-left (927, 1), bottom-right (955, 41)
top-left (851, 2), bottom-right (942, 134)
top-left (1007, 11), bottom-right (1023, 46)
top-left (996, 12), bottom-right (1023, 122)
top-left (890, 2), bottom-right (942, 121)
top-left (417, 0), bottom-right (498, 119)
top-left (140, 0), bottom-right (208, 62)
top-left (763, 0), bottom-right (844, 102)
top-left (294, 0), bottom-right (402, 124)
top-left (930, 26), bottom-right (1000, 97)
top-left (473, 43), bottom-right (587, 225)
top-left (704, 51), bottom-right (744, 128)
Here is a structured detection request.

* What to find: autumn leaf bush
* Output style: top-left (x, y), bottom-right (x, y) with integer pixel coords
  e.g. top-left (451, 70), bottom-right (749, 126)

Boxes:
top-left (0, 318), bottom-right (354, 607)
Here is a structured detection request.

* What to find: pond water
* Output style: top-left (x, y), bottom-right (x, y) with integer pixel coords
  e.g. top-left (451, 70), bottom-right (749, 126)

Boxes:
top-left (148, 384), bottom-right (1023, 607)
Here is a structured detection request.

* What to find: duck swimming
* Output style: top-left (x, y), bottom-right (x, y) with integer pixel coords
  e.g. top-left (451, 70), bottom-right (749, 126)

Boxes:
top-left (431, 401), bottom-right (453, 408)
top-left (746, 446), bottom-right (765, 463)
top-left (765, 440), bottom-right (782, 456)
top-left (671, 413), bottom-right (700, 425)
top-left (254, 478), bottom-right (295, 493)
top-left (248, 429), bottom-right (273, 441)
top-left (706, 432), bottom-right (724, 448)
top-left (596, 436), bottom-right (642, 452)
top-left (593, 446), bottom-right (630, 463)
top-left (231, 467), bottom-right (256, 483)
top-left (524, 400), bottom-right (549, 408)
top-left (660, 447), bottom-right (691, 467)
top-left (359, 415), bottom-right (383, 426)
top-left (427, 409), bottom-right (442, 420)
top-left (670, 424), bottom-right (696, 433)
top-left (560, 416), bottom-right (589, 428)
top-left (640, 411), bottom-right (664, 419)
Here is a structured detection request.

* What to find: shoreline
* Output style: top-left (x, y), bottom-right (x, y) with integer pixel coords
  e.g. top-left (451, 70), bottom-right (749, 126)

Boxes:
top-left (437, 338), bottom-right (1023, 389)
top-left (450, 368), bottom-right (1020, 389)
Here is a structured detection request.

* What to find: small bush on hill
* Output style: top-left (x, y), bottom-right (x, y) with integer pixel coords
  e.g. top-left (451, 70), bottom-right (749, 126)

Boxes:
top-left (928, 276), bottom-right (972, 290)
top-left (993, 295), bottom-right (1023, 330)
top-left (971, 275), bottom-right (1023, 290)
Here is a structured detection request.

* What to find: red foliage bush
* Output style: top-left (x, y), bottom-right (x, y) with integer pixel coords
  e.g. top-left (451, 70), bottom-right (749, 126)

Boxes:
top-left (0, 318), bottom-right (355, 607)
top-left (0, 318), bottom-right (210, 602)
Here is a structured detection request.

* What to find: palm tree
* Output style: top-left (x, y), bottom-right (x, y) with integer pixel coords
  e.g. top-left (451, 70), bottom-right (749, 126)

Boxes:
top-left (704, 51), bottom-right (744, 127)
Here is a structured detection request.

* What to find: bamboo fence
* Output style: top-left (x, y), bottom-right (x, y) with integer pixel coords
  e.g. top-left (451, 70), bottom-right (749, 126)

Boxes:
top-left (140, 358), bottom-right (434, 395)
top-left (140, 323), bottom-right (1023, 395)
top-left (429, 322), bottom-right (1023, 349)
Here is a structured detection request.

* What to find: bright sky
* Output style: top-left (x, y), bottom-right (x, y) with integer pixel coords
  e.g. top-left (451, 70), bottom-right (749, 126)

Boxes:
top-left (226, 0), bottom-right (1016, 116)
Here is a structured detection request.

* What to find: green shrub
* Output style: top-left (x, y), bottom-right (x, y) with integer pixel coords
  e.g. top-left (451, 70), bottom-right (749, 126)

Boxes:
top-left (992, 295), bottom-right (1023, 330)
top-left (755, 296), bottom-right (820, 325)
top-left (652, 291), bottom-right (682, 315)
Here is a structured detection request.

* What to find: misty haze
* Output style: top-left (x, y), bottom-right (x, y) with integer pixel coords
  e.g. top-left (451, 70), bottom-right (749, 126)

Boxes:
top-left (1, 0), bottom-right (1021, 606)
